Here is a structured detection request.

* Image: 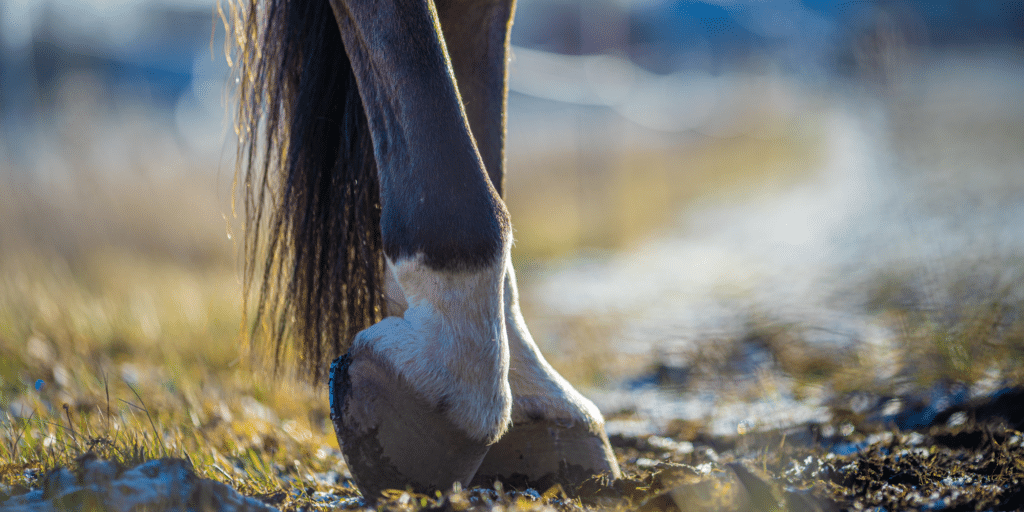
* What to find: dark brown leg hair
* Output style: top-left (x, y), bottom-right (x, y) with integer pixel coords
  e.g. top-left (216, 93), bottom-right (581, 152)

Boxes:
top-left (434, 0), bottom-right (516, 196)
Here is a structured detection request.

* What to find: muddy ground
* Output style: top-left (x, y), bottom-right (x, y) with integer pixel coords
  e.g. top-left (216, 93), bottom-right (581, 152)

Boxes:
top-left (315, 388), bottom-right (1022, 512)
top-left (297, 386), bottom-right (1016, 511)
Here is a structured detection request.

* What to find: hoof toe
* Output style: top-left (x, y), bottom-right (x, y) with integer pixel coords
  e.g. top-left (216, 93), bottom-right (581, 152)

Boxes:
top-left (329, 354), bottom-right (489, 500)
top-left (472, 418), bottom-right (621, 491)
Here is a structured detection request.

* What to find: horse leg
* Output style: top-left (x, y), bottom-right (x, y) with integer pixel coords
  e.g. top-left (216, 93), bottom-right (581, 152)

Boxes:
top-left (326, 0), bottom-right (512, 499)
top-left (471, 262), bottom-right (622, 488)
top-left (432, 0), bottom-right (513, 195)
top-left (433, 0), bottom-right (622, 489)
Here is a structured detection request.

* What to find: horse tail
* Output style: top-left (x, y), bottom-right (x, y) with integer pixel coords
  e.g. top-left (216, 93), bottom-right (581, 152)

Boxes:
top-left (232, 0), bottom-right (384, 384)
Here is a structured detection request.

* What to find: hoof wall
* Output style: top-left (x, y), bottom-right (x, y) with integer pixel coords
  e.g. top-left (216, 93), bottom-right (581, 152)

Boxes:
top-left (471, 418), bottom-right (621, 491)
top-left (329, 355), bottom-right (489, 500)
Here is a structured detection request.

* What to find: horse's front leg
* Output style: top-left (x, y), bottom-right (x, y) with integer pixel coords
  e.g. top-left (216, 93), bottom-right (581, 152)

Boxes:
top-left (326, 0), bottom-right (512, 499)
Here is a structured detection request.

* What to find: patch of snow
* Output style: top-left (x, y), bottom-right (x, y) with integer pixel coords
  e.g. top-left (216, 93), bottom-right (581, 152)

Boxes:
top-left (1, 457), bottom-right (276, 512)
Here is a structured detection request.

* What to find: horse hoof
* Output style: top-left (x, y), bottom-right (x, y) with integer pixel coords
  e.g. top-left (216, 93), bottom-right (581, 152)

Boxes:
top-left (471, 418), bottom-right (620, 491)
top-left (329, 354), bottom-right (490, 500)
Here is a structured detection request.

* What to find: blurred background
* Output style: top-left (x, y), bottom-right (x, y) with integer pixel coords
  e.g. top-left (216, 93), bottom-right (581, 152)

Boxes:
top-left (2, 0), bottom-right (1023, 439)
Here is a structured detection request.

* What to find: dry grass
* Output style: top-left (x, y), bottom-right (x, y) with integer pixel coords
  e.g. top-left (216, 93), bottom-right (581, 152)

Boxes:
top-left (0, 240), bottom-right (350, 504)
top-left (0, 104), bottom-right (353, 503)
top-left (0, 106), bottom-right (824, 507)
top-left (6, 77), bottom-right (1022, 510)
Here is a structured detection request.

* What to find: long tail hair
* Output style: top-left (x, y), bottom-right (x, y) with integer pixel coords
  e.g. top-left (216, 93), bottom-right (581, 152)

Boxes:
top-left (231, 0), bottom-right (384, 383)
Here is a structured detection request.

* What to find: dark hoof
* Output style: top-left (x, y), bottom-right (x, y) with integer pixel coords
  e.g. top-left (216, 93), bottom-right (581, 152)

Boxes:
top-left (329, 354), bottom-right (490, 500)
top-left (471, 418), bottom-right (621, 491)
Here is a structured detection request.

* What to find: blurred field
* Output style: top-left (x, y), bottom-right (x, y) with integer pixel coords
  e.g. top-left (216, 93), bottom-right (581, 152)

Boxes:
top-left (505, 108), bottom-right (821, 260)
top-left (527, 52), bottom-right (1024, 442)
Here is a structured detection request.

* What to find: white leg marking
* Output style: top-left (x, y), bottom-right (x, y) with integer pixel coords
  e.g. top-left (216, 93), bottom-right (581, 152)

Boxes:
top-left (503, 262), bottom-right (605, 428)
top-left (383, 262), bottom-right (409, 317)
top-left (351, 255), bottom-right (511, 444)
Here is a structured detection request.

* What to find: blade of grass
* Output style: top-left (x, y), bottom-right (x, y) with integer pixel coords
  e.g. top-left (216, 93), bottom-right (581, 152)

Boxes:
top-left (124, 381), bottom-right (168, 458)
top-left (4, 410), bottom-right (36, 461)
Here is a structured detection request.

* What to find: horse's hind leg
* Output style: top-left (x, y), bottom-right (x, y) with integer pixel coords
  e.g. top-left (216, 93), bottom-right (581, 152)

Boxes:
top-left (326, 0), bottom-right (512, 499)
top-left (435, 0), bottom-right (622, 490)
top-left (432, 0), bottom-right (514, 195)
top-left (473, 263), bottom-right (622, 489)
top-left (328, 0), bottom-right (617, 498)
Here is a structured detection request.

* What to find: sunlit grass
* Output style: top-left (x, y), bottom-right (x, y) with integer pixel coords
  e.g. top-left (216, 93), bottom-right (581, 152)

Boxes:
top-left (0, 245), bottom-right (357, 507)
top-left (3, 77), bottom-right (1022, 510)
top-left (0, 118), bottom-right (821, 505)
